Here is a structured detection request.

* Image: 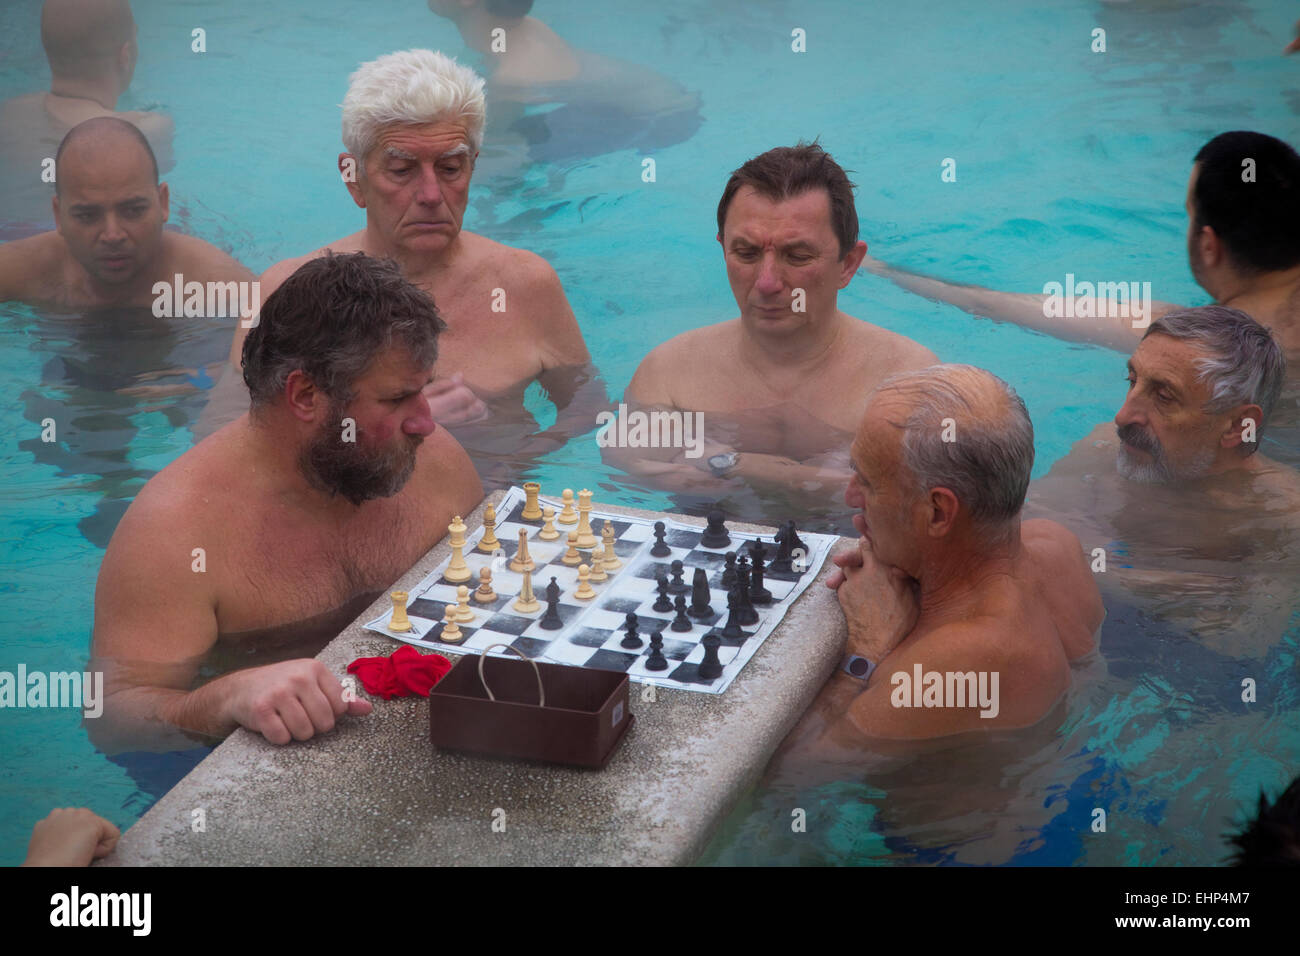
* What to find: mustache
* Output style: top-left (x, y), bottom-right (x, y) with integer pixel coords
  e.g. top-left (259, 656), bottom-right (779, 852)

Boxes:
top-left (1116, 422), bottom-right (1161, 456)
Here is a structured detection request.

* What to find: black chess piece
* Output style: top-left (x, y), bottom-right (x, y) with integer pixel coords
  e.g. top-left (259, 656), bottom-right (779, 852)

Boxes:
top-left (733, 559), bottom-right (759, 626)
top-left (620, 612), bottom-right (643, 649)
top-left (785, 520), bottom-right (808, 560)
top-left (720, 590), bottom-right (745, 641)
top-left (770, 526), bottom-right (793, 573)
top-left (749, 546), bottom-right (772, 605)
top-left (687, 567), bottom-right (714, 619)
top-left (650, 520), bottom-right (671, 557)
top-left (653, 573), bottom-right (673, 613)
top-left (646, 631), bottom-right (669, 671)
top-left (700, 509), bottom-right (731, 549)
top-left (668, 559), bottom-right (688, 594)
top-left (671, 594), bottom-right (693, 631)
top-left (539, 576), bottom-right (563, 630)
top-left (698, 632), bottom-right (723, 681)
top-left (721, 551), bottom-right (738, 589)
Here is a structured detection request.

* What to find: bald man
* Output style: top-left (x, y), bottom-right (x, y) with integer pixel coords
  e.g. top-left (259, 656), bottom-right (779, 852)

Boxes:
top-left (0, 0), bottom-right (174, 226)
top-left (778, 365), bottom-right (1102, 762)
top-left (0, 117), bottom-right (250, 311)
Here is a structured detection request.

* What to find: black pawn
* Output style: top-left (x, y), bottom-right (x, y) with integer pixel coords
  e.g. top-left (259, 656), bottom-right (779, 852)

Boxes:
top-left (650, 520), bottom-right (671, 557)
top-left (687, 567), bottom-right (713, 619)
top-left (620, 612), bottom-right (642, 649)
top-left (668, 559), bottom-right (689, 594)
top-left (700, 509), bottom-right (731, 549)
top-left (653, 573), bottom-right (673, 613)
top-left (721, 591), bottom-right (745, 641)
top-left (539, 576), bottom-right (563, 629)
top-left (671, 594), bottom-right (693, 631)
top-left (646, 631), bottom-right (669, 671)
top-left (721, 551), bottom-right (738, 588)
top-left (698, 632), bottom-right (723, 681)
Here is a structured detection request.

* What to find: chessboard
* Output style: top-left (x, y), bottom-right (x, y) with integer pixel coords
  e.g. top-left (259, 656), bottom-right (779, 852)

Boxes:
top-left (364, 484), bottom-right (836, 694)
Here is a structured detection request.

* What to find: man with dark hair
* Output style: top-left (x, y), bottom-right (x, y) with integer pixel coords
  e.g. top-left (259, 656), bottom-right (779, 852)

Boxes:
top-left (862, 130), bottom-right (1300, 360)
top-left (0, 117), bottom-right (249, 310)
top-left (89, 253), bottom-right (482, 753)
top-left (1228, 774), bottom-right (1300, 866)
top-left (609, 144), bottom-right (935, 530)
top-left (1027, 306), bottom-right (1300, 656)
top-left (0, 0), bottom-right (174, 225)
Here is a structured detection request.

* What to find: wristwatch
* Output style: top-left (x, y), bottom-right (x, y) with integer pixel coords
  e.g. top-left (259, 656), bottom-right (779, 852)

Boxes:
top-left (841, 654), bottom-right (876, 682)
top-left (708, 452), bottom-right (739, 478)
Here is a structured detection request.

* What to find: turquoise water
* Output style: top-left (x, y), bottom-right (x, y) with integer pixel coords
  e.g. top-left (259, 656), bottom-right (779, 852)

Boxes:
top-left (2, 0), bottom-right (1299, 865)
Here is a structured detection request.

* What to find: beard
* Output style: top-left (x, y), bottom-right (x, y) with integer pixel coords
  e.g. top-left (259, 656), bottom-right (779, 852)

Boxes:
top-left (299, 404), bottom-right (420, 505)
top-left (1115, 422), bottom-right (1214, 484)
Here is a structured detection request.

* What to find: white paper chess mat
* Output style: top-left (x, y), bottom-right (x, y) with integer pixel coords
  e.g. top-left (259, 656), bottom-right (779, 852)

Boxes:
top-left (364, 486), bottom-right (836, 695)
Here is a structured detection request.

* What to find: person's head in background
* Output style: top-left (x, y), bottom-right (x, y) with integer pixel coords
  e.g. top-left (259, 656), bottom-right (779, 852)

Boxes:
top-left (1186, 131), bottom-right (1300, 301)
top-left (42, 0), bottom-right (138, 108)
top-left (1228, 774), bottom-right (1300, 866)
top-left (53, 117), bottom-right (166, 289)
top-left (339, 49), bottom-right (486, 261)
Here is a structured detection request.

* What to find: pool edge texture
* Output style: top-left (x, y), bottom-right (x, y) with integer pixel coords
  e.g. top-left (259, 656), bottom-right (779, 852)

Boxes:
top-left (100, 491), bottom-right (849, 866)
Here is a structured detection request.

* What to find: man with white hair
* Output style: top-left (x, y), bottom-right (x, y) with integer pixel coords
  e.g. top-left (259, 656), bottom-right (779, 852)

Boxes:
top-left (200, 50), bottom-right (600, 479)
top-left (1026, 305), bottom-right (1300, 655)
top-left (783, 364), bottom-right (1103, 750)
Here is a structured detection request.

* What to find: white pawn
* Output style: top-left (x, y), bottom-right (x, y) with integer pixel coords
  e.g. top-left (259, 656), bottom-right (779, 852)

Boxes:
top-left (558, 488), bottom-right (578, 525)
top-left (454, 584), bottom-right (475, 623)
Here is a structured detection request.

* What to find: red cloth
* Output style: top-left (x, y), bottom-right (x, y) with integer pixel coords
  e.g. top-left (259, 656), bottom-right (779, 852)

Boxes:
top-left (347, 645), bottom-right (452, 699)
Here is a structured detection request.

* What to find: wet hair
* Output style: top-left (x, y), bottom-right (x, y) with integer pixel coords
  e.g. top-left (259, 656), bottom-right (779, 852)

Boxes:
top-left (54, 116), bottom-right (158, 195)
top-left (716, 142), bottom-right (859, 259)
top-left (1227, 774), bottom-right (1300, 866)
top-left (485, 0), bottom-right (533, 15)
top-left (41, 0), bottom-right (134, 81)
top-left (341, 49), bottom-right (486, 166)
top-left (242, 252), bottom-right (447, 410)
top-left (873, 364), bottom-right (1034, 540)
top-left (1143, 306), bottom-right (1286, 450)
top-left (1192, 131), bottom-right (1300, 274)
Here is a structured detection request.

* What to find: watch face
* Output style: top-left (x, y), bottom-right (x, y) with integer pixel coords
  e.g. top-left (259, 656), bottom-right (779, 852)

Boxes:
top-left (848, 657), bottom-right (870, 677)
top-left (709, 454), bottom-right (733, 470)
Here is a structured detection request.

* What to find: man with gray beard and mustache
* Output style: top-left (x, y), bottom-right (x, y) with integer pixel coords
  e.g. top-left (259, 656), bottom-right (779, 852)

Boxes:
top-left (90, 253), bottom-right (482, 753)
top-left (1025, 306), bottom-right (1300, 657)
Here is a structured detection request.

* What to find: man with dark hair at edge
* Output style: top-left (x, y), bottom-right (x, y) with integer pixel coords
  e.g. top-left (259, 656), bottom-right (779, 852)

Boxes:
top-left (89, 253), bottom-right (482, 754)
top-left (0, 0), bottom-right (174, 228)
top-left (609, 143), bottom-right (936, 532)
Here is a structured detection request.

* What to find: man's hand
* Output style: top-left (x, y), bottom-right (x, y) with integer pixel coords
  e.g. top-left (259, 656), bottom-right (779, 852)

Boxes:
top-left (830, 523), bottom-right (920, 662)
top-left (22, 808), bottom-right (120, 867)
top-left (226, 659), bottom-right (372, 746)
top-left (423, 373), bottom-right (490, 426)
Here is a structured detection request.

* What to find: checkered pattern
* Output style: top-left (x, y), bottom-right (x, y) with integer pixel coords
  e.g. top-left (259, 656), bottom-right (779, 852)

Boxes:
top-left (364, 487), bottom-right (834, 694)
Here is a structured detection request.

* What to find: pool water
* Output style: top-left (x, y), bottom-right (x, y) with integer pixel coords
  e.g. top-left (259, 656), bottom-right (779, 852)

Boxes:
top-left (2, 0), bottom-right (1298, 865)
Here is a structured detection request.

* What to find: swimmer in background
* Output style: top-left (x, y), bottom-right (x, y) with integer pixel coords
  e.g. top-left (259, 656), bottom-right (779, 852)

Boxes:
top-left (426, 0), bottom-right (701, 167)
top-left (0, 0), bottom-right (174, 228)
top-left (1025, 306), bottom-right (1300, 658)
top-left (198, 49), bottom-right (609, 490)
top-left (606, 144), bottom-right (935, 534)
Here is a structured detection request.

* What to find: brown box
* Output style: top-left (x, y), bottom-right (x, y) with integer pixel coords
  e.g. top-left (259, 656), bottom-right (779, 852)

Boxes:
top-left (428, 652), bottom-right (634, 769)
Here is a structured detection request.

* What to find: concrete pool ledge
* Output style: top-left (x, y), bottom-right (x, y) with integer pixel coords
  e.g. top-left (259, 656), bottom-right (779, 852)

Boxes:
top-left (103, 493), bottom-right (850, 866)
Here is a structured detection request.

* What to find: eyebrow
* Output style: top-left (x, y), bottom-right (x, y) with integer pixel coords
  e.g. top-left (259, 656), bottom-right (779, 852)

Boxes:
top-left (382, 146), bottom-right (419, 162)
top-left (1127, 361), bottom-right (1184, 398)
top-left (439, 144), bottom-right (471, 159)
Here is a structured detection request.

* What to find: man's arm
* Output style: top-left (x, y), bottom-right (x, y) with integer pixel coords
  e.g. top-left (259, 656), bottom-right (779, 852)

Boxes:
top-left (88, 493), bottom-right (369, 753)
top-left (0, 233), bottom-right (50, 304)
top-left (862, 251), bottom-right (1181, 353)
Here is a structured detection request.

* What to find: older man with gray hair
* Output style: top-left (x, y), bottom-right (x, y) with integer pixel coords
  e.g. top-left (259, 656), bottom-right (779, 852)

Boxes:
top-left (1026, 305), bottom-right (1300, 656)
top-left (784, 364), bottom-right (1103, 752)
top-left (198, 49), bottom-right (604, 484)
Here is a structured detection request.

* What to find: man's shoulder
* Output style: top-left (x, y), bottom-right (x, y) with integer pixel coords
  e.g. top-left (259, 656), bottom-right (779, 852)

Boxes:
top-left (0, 231), bottom-right (64, 299)
top-left (461, 231), bottom-right (556, 284)
top-left (260, 233), bottom-right (367, 286)
top-left (842, 314), bottom-right (937, 368)
top-left (628, 322), bottom-right (733, 401)
top-left (164, 232), bottom-right (253, 280)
